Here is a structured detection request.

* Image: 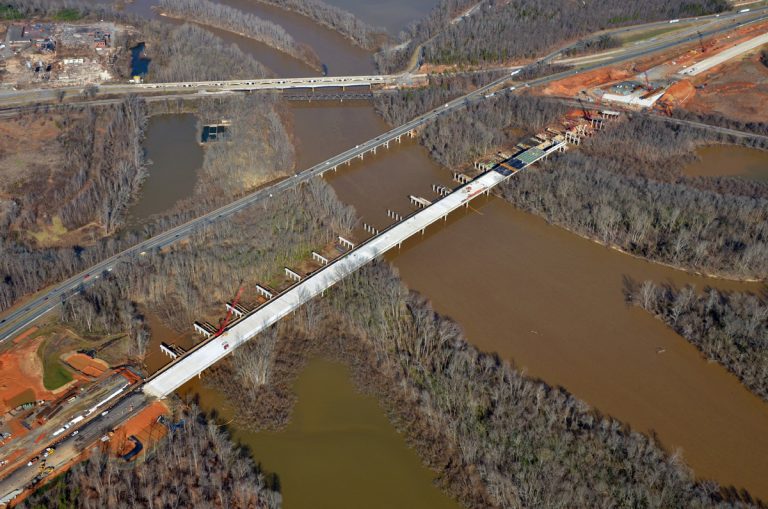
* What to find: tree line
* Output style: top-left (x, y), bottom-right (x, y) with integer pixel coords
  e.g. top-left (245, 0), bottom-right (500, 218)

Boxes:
top-left (256, 0), bottom-right (384, 49)
top-left (0, 0), bottom-right (119, 21)
top-left (627, 280), bottom-right (768, 402)
top-left (158, 0), bottom-right (320, 69)
top-left (135, 21), bottom-right (274, 83)
top-left (19, 405), bottom-right (281, 509)
top-left (375, 0), bottom-right (728, 72)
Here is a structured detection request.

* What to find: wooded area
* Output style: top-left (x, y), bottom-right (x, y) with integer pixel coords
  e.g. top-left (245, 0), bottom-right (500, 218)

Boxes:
top-left (158, 0), bottom-right (319, 69)
top-left (19, 406), bottom-right (281, 509)
top-left (0, 98), bottom-right (148, 311)
top-left (501, 116), bottom-right (768, 279)
top-left (1, 97), bottom-right (147, 235)
top-left (628, 280), bottom-right (768, 402)
top-left (376, 0), bottom-right (729, 71)
top-left (256, 0), bottom-right (383, 49)
top-left (135, 21), bottom-right (272, 83)
top-left (195, 94), bottom-right (294, 195)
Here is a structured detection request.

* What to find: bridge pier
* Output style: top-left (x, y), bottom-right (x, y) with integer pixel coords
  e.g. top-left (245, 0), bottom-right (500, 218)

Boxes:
top-left (256, 284), bottom-right (273, 300)
top-left (285, 267), bottom-right (302, 283)
top-left (338, 236), bottom-right (355, 250)
top-left (312, 251), bottom-right (329, 266)
top-left (387, 209), bottom-right (403, 222)
top-left (363, 223), bottom-right (380, 235)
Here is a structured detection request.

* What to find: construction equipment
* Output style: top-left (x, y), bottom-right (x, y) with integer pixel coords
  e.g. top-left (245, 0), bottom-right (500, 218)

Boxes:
top-left (215, 285), bottom-right (245, 336)
top-left (577, 97), bottom-right (594, 121)
top-left (657, 98), bottom-right (674, 116)
top-left (696, 31), bottom-right (706, 53)
top-left (642, 71), bottom-right (652, 91)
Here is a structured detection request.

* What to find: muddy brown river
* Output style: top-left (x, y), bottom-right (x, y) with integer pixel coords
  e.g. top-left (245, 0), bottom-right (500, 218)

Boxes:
top-left (292, 102), bottom-right (768, 499)
top-left (684, 144), bottom-right (768, 182)
top-left (128, 0), bottom-right (768, 502)
top-left (127, 113), bottom-right (203, 221)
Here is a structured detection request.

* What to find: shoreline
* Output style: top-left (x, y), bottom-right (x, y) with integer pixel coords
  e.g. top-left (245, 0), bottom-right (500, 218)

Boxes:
top-left (157, 10), bottom-right (322, 71)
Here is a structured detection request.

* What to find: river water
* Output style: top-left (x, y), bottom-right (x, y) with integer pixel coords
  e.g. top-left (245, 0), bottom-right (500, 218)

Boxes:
top-left (684, 144), bottom-right (768, 182)
top-left (293, 100), bottom-right (768, 499)
top-left (127, 113), bottom-right (203, 221)
top-left (229, 358), bottom-right (460, 509)
top-left (127, 0), bottom-right (768, 502)
top-left (322, 0), bottom-right (438, 34)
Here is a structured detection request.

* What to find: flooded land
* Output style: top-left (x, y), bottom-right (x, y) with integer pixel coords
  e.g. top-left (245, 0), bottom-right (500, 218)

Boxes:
top-left (684, 144), bottom-right (768, 182)
top-left (229, 358), bottom-right (461, 509)
top-left (127, 113), bottom-right (203, 222)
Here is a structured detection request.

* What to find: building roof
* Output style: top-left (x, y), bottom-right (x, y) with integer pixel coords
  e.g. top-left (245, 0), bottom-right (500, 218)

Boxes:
top-left (6, 25), bottom-right (24, 42)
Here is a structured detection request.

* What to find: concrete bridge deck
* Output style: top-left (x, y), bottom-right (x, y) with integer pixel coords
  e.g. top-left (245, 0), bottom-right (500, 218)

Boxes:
top-left (129, 74), bottom-right (409, 91)
top-left (143, 141), bottom-right (565, 398)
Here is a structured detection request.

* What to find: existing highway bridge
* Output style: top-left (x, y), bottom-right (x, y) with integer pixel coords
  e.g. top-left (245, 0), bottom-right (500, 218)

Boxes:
top-left (0, 73), bottom-right (417, 109)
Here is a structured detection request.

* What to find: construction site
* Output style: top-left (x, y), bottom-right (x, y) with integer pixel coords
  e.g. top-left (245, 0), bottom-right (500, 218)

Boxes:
top-left (0, 21), bottom-right (124, 88)
top-left (0, 319), bottom-right (171, 498)
top-left (541, 18), bottom-right (768, 119)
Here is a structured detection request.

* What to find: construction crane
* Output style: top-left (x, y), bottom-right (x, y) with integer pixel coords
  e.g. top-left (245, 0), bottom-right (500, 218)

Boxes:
top-left (215, 284), bottom-right (245, 337)
top-left (643, 71), bottom-right (652, 91)
top-left (577, 97), bottom-right (593, 121)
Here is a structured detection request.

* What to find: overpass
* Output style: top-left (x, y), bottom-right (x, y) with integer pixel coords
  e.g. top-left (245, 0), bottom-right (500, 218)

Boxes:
top-left (143, 139), bottom-right (566, 398)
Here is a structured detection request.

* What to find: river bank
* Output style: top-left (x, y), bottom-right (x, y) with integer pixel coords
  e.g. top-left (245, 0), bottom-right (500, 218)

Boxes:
top-left (156, 0), bottom-right (322, 70)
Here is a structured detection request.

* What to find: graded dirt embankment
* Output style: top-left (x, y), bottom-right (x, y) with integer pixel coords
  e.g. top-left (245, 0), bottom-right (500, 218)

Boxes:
top-left (109, 401), bottom-right (169, 458)
top-left (63, 353), bottom-right (109, 379)
top-left (0, 336), bottom-right (55, 414)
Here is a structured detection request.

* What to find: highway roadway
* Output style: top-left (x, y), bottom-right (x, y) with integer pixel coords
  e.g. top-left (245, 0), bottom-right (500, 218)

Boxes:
top-left (2, 6), bottom-right (766, 345)
top-left (0, 74), bottom-right (410, 109)
top-left (0, 391), bottom-right (147, 506)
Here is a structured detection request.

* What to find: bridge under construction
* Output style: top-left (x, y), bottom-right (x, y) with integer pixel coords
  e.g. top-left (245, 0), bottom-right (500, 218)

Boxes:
top-left (143, 137), bottom-right (569, 398)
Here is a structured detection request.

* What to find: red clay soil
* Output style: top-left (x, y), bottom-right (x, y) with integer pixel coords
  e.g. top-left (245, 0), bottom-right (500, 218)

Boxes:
top-left (0, 336), bottom-right (55, 414)
top-left (662, 79), bottom-right (696, 107)
top-left (542, 67), bottom-right (634, 96)
top-left (63, 352), bottom-right (109, 378)
top-left (109, 401), bottom-right (169, 458)
top-left (685, 51), bottom-right (768, 122)
top-left (11, 326), bottom-right (38, 345)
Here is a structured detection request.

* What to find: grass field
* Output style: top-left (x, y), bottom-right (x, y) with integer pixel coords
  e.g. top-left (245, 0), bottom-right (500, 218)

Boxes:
top-left (620, 25), bottom-right (688, 45)
top-left (37, 342), bottom-right (73, 390)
